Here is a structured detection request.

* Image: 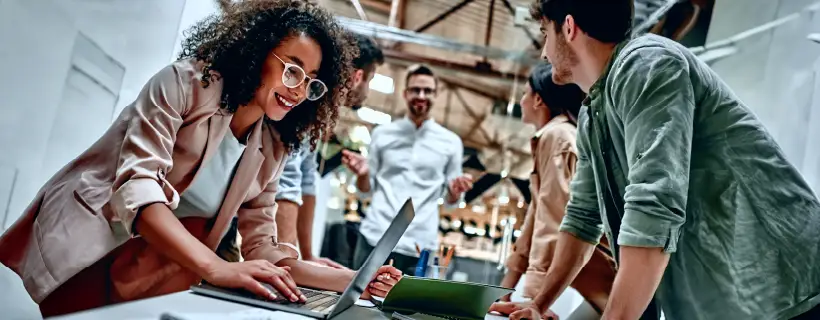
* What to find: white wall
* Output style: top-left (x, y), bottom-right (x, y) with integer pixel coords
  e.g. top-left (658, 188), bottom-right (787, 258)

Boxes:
top-left (172, 0), bottom-right (221, 60)
top-left (707, 0), bottom-right (820, 190)
top-left (0, 0), bottom-right (186, 230)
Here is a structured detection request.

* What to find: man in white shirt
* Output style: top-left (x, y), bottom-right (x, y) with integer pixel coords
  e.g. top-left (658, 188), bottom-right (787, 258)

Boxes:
top-left (342, 65), bottom-right (474, 275)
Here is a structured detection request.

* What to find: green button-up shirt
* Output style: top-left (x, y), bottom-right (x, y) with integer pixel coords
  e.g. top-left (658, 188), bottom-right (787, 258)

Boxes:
top-left (559, 34), bottom-right (820, 319)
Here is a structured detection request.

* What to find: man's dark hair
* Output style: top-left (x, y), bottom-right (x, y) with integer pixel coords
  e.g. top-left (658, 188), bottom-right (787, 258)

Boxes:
top-left (405, 64), bottom-right (437, 89)
top-left (530, 0), bottom-right (633, 43)
top-left (352, 33), bottom-right (384, 71)
top-left (528, 63), bottom-right (585, 123)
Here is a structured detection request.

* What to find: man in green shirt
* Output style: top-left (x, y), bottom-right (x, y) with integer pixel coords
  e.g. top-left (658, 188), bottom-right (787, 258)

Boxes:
top-left (490, 0), bottom-right (820, 319)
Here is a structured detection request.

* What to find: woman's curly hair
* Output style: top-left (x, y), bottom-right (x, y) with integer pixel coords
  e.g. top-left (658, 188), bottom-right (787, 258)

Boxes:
top-left (177, 0), bottom-right (356, 151)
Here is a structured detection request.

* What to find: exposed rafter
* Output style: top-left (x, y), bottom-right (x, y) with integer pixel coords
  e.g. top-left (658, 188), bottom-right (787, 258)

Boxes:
top-left (414, 0), bottom-right (476, 33)
top-left (349, 0), bottom-right (370, 21)
top-left (355, 0), bottom-right (391, 15)
top-left (483, 0), bottom-right (497, 62)
top-left (383, 49), bottom-right (528, 82)
top-left (338, 16), bottom-right (542, 66)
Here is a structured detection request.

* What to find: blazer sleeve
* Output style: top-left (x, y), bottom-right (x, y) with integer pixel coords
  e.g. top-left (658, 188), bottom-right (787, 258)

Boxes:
top-left (238, 161), bottom-right (299, 264)
top-left (109, 63), bottom-right (190, 236)
top-left (537, 133), bottom-right (577, 236)
top-left (505, 199), bottom-right (535, 273)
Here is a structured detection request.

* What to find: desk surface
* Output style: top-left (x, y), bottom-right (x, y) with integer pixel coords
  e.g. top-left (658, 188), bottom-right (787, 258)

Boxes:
top-left (51, 291), bottom-right (508, 320)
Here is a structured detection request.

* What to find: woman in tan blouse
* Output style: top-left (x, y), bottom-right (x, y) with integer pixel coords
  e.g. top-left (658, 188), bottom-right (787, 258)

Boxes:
top-left (491, 65), bottom-right (616, 319)
top-left (0, 1), bottom-right (399, 316)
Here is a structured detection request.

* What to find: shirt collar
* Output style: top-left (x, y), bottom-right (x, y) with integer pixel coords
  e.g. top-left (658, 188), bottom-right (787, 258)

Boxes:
top-left (583, 39), bottom-right (630, 106)
top-left (400, 116), bottom-right (435, 131)
top-left (533, 114), bottom-right (570, 139)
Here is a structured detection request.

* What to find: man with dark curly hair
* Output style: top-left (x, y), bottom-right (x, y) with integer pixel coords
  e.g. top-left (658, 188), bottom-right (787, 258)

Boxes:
top-left (491, 0), bottom-right (820, 319)
top-left (0, 0), bottom-right (400, 316)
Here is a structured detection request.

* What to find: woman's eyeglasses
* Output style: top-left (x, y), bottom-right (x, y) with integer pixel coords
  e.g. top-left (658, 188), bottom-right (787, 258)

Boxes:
top-left (272, 54), bottom-right (327, 101)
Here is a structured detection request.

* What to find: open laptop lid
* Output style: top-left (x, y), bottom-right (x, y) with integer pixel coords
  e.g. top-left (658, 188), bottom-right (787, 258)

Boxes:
top-left (327, 198), bottom-right (415, 318)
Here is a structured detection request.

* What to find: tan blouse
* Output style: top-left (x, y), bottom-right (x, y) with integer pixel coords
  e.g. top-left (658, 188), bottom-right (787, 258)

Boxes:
top-left (505, 114), bottom-right (616, 312)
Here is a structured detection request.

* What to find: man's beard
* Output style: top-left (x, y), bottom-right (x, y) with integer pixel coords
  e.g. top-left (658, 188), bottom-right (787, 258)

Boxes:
top-left (409, 100), bottom-right (431, 118)
top-left (347, 83), bottom-right (368, 107)
top-left (551, 34), bottom-right (578, 85)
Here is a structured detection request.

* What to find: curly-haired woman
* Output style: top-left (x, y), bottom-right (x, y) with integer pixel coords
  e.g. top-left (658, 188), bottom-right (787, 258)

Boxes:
top-left (0, 1), bottom-right (400, 316)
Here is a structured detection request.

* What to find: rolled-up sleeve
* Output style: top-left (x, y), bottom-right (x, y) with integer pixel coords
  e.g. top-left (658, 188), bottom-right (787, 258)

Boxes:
top-left (110, 63), bottom-right (188, 235)
top-left (357, 128), bottom-right (381, 198)
top-left (611, 47), bottom-right (693, 253)
top-left (559, 140), bottom-right (605, 245)
top-left (275, 149), bottom-right (305, 205)
top-left (441, 138), bottom-right (464, 209)
top-left (506, 200), bottom-right (535, 273)
top-left (300, 149), bottom-right (319, 197)
top-left (240, 167), bottom-right (299, 264)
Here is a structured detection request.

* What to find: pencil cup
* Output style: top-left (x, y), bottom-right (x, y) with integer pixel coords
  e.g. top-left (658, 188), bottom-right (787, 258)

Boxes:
top-left (425, 258), bottom-right (448, 280)
top-left (424, 265), bottom-right (448, 280)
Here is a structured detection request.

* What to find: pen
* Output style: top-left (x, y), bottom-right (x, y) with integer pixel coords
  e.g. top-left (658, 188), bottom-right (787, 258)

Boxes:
top-left (385, 258), bottom-right (394, 280)
top-left (443, 245), bottom-right (455, 268)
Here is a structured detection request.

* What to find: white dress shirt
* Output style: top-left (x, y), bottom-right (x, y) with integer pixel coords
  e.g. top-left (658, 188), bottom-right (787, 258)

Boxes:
top-left (359, 117), bottom-right (464, 256)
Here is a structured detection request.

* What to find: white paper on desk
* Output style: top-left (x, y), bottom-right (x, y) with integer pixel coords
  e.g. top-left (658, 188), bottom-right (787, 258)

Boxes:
top-left (484, 313), bottom-right (508, 320)
top-left (354, 296), bottom-right (385, 307)
top-left (355, 299), bottom-right (375, 307)
top-left (149, 309), bottom-right (312, 320)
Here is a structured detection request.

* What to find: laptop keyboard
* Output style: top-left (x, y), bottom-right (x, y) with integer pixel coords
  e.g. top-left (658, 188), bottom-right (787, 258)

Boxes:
top-left (259, 283), bottom-right (340, 314)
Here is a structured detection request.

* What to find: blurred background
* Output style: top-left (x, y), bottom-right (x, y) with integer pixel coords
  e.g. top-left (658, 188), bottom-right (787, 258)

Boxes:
top-left (1, 0), bottom-right (819, 317)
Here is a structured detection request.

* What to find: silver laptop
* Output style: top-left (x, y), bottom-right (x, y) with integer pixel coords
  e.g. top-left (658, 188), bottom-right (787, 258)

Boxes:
top-left (190, 198), bottom-right (416, 319)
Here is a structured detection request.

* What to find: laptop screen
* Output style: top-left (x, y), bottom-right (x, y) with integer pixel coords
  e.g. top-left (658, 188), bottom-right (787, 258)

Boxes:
top-left (327, 198), bottom-right (415, 318)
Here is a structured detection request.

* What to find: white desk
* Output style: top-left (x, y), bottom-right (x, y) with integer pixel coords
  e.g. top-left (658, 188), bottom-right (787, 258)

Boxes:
top-left (51, 291), bottom-right (509, 320)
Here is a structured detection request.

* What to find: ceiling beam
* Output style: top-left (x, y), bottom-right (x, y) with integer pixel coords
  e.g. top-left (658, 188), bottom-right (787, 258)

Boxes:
top-left (484, 0), bottom-right (497, 58)
top-left (383, 49), bottom-right (528, 82)
top-left (440, 76), bottom-right (507, 101)
top-left (383, 50), bottom-right (513, 100)
top-left (387, 0), bottom-right (402, 27)
top-left (355, 0), bottom-right (391, 15)
top-left (349, 0), bottom-right (370, 21)
top-left (414, 0), bottom-right (477, 33)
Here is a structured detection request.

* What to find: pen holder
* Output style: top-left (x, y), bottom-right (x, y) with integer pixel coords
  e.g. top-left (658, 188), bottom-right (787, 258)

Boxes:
top-left (424, 264), bottom-right (448, 280)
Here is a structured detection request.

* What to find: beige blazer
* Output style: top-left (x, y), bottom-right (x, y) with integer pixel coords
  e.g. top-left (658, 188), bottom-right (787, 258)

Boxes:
top-left (505, 115), bottom-right (616, 312)
top-left (0, 59), bottom-right (295, 303)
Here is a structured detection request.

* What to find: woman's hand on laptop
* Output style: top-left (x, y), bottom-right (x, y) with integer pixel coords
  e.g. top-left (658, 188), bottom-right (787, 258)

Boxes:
top-left (203, 260), bottom-right (306, 303)
top-left (361, 265), bottom-right (403, 298)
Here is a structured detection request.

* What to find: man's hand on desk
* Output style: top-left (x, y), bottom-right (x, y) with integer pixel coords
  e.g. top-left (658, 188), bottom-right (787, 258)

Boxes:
top-left (360, 265), bottom-right (403, 299)
top-left (488, 301), bottom-right (559, 320)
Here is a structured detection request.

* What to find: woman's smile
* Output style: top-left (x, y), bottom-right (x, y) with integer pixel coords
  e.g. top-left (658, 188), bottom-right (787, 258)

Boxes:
top-left (274, 92), bottom-right (297, 111)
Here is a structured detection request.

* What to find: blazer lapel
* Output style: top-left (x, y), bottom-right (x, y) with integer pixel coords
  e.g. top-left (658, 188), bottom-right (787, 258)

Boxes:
top-left (204, 118), bottom-right (266, 250)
